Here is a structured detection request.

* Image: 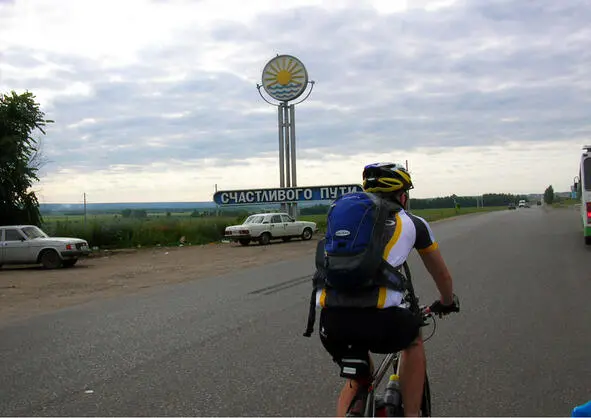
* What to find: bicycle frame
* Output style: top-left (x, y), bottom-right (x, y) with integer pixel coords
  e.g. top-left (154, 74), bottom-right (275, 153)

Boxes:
top-left (361, 351), bottom-right (402, 416)
top-left (346, 305), bottom-right (435, 417)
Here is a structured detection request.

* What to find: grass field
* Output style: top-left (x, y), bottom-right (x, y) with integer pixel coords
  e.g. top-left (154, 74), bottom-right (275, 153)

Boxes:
top-left (551, 198), bottom-right (579, 208)
top-left (39, 206), bottom-right (505, 250)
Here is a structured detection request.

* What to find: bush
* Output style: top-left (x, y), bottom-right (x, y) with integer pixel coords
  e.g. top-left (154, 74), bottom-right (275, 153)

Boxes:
top-left (42, 217), bottom-right (238, 249)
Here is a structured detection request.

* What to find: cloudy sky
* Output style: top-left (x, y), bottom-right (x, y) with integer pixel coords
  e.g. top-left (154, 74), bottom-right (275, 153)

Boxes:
top-left (1, 0), bottom-right (589, 203)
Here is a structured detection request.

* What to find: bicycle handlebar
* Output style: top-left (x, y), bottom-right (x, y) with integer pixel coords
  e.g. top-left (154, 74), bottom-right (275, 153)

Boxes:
top-left (420, 297), bottom-right (460, 320)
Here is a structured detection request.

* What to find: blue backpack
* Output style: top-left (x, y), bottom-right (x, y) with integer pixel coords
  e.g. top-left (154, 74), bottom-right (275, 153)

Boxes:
top-left (319, 192), bottom-right (398, 291)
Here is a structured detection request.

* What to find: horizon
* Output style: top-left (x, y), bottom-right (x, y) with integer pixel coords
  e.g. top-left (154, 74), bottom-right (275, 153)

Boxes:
top-left (40, 190), bottom-right (554, 207)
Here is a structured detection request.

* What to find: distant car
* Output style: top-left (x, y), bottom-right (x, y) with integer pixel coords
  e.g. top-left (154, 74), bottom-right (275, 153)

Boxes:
top-left (0, 225), bottom-right (91, 269)
top-left (537, 201), bottom-right (542, 206)
top-left (518, 199), bottom-right (527, 208)
top-left (508, 203), bottom-right (516, 210)
top-left (224, 213), bottom-right (318, 246)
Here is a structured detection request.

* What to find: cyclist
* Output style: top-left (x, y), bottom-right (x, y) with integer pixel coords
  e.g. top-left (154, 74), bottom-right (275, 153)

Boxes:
top-left (317, 162), bottom-right (460, 417)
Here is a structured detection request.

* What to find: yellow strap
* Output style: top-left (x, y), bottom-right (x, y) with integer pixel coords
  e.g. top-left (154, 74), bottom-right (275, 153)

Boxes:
top-left (319, 289), bottom-right (327, 308)
top-left (377, 287), bottom-right (387, 309)
top-left (383, 212), bottom-right (402, 258)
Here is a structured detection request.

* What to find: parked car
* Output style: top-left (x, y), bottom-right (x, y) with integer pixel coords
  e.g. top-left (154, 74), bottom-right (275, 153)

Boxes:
top-left (0, 225), bottom-right (91, 269)
top-left (224, 213), bottom-right (318, 246)
top-left (508, 202), bottom-right (516, 210)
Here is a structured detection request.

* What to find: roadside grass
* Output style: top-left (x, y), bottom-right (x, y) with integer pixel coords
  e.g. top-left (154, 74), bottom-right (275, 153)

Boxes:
top-left (41, 206), bottom-right (506, 250)
top-left (551, 198), bottom-right (579, 208)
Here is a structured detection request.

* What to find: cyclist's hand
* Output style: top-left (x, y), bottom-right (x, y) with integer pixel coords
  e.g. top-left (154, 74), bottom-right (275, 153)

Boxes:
top-left (430, 294), bottom-right (460, 318)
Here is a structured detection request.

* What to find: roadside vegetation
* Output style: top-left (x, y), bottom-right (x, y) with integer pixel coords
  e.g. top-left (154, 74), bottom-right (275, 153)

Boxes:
top-left (542, 184), bottom-right (578, 208)
top-left (41, 206), bottom-right (506, 250)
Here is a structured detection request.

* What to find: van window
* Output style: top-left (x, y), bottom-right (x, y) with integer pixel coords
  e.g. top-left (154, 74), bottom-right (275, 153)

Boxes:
top-left (584, 158), bottom-right (591, 191)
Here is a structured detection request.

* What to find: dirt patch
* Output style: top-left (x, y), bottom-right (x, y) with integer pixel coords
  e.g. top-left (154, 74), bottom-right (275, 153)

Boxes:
top-left (0, 238), bottom-right (319, 325)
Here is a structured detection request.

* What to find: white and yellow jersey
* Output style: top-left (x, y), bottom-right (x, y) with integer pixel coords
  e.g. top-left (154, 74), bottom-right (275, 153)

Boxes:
top-left (316, 208), bottom-right (439, 309)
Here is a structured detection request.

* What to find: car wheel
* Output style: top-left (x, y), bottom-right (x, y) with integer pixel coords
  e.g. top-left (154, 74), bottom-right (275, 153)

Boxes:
top-left (585, 236), bottom-right (591, 246)
top-left (259, 232), bottom-right (271, 245)
top-left (239, 238), bottom-right (251, 246)
top-left (63, 259), bottom-right (78, 267)
top-left (40, 250), bottom-right (62, 269)
top-left (301, 228), bottom-right (313, 241)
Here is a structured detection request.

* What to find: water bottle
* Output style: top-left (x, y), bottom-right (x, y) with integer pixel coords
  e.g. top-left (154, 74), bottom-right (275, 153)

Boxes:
top-left (572, 400), bottom-right (591, 417)
top-left (374, 394), bottom-right (388, 417)
top-left (384, 374), bottom-right (403, 415)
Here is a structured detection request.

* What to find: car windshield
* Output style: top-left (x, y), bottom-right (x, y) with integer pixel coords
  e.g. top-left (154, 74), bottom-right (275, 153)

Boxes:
top-left (243, 215), bottom-right (264, 224)
top-left (21, 226), bottom-right (48, 239)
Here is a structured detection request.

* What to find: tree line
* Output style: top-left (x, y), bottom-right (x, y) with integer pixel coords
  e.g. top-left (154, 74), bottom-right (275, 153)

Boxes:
top-left (300, 193), bottom-right (531, 215)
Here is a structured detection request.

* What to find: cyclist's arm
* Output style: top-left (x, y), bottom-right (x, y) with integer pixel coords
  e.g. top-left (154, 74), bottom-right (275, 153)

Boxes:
top-left (418, 249), bottom-right (454, 305)
top-left (410, 214), bottom-right (455, 305)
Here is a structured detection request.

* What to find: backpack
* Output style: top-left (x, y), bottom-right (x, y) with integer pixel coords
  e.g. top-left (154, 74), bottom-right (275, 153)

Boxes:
top-left (302, 192), bottom-right (411, 337)
top-left (318, 192), bottom-right (398, 291)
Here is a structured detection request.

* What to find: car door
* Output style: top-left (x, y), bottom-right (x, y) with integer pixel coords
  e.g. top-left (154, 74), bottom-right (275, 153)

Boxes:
top-left (270, 214), bottom-right (286, 237)
top-left (0, 229), bottom-right (4, 264)
top-left (281, 214), bottom-right (299, 236)
top-left (2, 228), bottom-right (31, 263)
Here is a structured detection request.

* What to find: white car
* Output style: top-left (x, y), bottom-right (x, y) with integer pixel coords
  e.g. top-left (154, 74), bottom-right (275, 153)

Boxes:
top-left (224, 213), bottom-right (318, 246)
top-left (0, 225), bottom-right (91, 269)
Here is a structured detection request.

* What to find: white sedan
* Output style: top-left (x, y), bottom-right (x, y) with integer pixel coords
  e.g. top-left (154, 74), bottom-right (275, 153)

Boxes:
top-left (0, 225), bottom-right (91, 269)
top-left (224, 213), bottom-right (318, 246)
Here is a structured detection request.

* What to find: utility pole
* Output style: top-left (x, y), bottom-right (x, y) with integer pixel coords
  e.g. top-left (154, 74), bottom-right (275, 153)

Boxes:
top-left (84, 193), bottom-right (87, 227)
top-left (215, 184), bottom-right (221, 217)
top-left (405, 160), bottom-right (411, 210)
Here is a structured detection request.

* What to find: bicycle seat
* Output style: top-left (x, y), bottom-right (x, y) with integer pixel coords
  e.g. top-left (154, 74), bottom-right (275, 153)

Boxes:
top-left (340, 357), bottom-right (371, 379)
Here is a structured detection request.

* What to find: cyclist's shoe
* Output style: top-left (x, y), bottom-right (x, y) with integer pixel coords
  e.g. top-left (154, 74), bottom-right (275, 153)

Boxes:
top-left (430, 294), bottom-right (460, 318)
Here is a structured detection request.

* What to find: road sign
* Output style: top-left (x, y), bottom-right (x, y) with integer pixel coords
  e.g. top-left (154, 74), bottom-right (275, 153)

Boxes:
top-left (213, 184), bottom-right (363, 205)
top-left (261, 54), bottom-right (309, 102)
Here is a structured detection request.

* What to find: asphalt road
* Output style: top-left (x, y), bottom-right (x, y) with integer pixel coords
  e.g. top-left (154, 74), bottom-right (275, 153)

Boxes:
top-left (1, 206), bottom-right (590, 416)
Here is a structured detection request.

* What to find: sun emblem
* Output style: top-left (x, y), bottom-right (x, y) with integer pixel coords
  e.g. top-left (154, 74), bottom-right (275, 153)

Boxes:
top-left (261, 54), bottom-right (309, 102)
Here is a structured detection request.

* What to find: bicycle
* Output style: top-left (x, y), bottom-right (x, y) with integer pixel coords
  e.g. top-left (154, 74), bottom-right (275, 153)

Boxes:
top-left (342, 301), bottom-right (444, 417)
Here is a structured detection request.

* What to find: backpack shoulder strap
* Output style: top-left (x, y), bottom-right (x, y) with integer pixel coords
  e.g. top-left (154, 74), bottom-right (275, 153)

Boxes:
top-left (302, 285), bottom-right (317, 337)
top-left (304, 239), bottom-right (326, 337)
top-left (373, 197), bottom-right (407, 291)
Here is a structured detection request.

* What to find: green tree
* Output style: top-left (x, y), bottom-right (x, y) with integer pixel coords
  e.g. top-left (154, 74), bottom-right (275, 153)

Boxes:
top-left (0, 91), bottom-right (53, 226)
top-left (543, 185), bottom-right (555, 204)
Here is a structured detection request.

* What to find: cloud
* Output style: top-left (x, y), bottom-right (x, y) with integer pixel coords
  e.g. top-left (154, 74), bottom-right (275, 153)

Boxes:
top-left (0, 0), bottom-right (589, 202)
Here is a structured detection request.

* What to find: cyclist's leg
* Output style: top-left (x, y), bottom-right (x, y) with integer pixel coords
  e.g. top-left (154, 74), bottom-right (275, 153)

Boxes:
top-left (399, 330), bottom-right (425, 417)
top-left (365, 307), bottom-right (423, 417)
top-left (336, 355), bottom-right (374, 417)
top-left (319, 308), bottom-right (373, 417)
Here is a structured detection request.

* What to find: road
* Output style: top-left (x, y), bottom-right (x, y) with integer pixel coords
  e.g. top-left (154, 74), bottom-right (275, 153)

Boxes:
top-left (1, 206), bottom-right (590, 416)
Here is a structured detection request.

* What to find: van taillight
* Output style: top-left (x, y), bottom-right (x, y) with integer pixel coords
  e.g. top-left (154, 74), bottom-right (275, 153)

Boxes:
top-left (587, 202), bottom-right (591, 221)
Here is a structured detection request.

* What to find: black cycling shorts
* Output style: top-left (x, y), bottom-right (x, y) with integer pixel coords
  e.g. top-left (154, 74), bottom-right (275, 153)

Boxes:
top-left (319, 306), bottom-right (422, 367)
